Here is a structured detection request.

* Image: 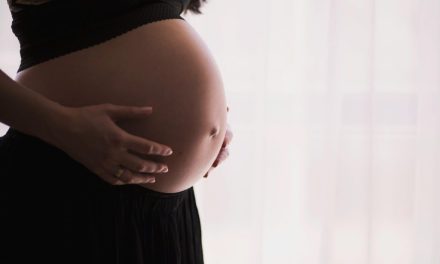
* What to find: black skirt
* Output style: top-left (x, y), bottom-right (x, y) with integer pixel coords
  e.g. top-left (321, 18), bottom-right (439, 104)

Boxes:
top-left (0, 127), bottom-right (204, 264)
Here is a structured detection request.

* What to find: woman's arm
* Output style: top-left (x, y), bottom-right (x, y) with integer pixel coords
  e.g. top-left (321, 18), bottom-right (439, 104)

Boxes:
top-left (0, 69), bottom-right (66, 144)
top-left (0, 68), bottom-right (174, 185)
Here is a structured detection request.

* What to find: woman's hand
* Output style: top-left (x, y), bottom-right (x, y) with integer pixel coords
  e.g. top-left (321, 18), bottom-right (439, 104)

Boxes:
top-left (50, 103), bottom-right (173, 185)
top-left (204, 114), bottom-right (233, 178)
top-left (214, 123), bottom-right (232, 168)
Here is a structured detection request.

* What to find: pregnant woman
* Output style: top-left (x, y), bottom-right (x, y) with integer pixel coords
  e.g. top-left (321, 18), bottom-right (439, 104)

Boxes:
top-left (0, 0), bottom-right (232, 263)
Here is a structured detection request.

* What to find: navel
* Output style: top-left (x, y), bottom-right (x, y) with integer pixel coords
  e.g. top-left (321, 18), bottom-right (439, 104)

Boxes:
top-left (209, 126), bottom-right (220, 137)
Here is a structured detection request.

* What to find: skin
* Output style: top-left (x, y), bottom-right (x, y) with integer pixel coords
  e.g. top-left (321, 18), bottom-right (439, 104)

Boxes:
top-left (204, 120), bottom-right (233, 178)
top-left (14, 19), bottom-right (232, 193)
top-left (0, 69), bottom-right (177, 186)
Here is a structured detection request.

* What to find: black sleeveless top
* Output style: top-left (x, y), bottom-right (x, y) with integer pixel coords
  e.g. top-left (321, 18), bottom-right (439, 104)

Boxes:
top-left (7, 0), bottom-right (190, 73)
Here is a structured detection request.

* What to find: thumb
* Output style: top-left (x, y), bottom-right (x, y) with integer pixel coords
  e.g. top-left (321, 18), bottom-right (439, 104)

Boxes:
top-left (106, 105), bottom-right (153, 120)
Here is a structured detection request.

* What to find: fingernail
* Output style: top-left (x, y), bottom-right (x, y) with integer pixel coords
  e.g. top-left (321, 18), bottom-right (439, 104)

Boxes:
top-left (165, 149), bottom-right (173, 155)
top-left (142, 107), bottom-right (153, 113)
top-left (162, 167), bottom-right (168, 173)
top-left (147, 177), bottom-right (156, 183)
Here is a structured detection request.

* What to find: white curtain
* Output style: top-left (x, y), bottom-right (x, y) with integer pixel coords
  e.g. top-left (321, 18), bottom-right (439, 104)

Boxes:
top-left (2, 1), bottom-right (440, 263)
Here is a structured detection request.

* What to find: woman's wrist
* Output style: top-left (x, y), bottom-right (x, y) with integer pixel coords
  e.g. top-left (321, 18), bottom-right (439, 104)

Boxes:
top-left (0, 70), bottom-right (73, 145)
top-left (33, 101), bottom-right (74, 148)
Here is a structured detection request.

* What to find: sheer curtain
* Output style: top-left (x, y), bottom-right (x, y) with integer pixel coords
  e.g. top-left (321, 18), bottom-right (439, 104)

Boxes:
top-left (1, 0), bottom-right (440, 263)
top-left (185, 0), bottom-right (440, 263)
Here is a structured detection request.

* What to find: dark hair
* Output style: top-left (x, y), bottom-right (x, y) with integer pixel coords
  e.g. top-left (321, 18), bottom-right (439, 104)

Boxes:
top-left (182, 0), bottom-right (207, 15)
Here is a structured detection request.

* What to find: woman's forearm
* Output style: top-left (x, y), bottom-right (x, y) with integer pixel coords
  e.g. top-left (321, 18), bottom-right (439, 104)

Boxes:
top-left (0, 69), bottom-right (68, 143)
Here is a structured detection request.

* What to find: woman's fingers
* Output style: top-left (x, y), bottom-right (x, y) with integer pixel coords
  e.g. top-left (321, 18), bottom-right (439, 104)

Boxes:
top-left (54, 104), bottom-right (174, 187)
top-left (101, 173), bottom-right (126, 185)
top-left (120, 130), bottom-right (173, 156)
top-left (102, 169), bottom-right (156, 185)
top-left (104, 104), bottom-right (172, 184)
top-left (102, 104), bottom-right (173, 155)
top-left (90, 167), bottom-right (126, 185)
top-left (113, 168), bottom-right (157, 184)
top-left (204, 148), bottom-right (229, 178)
top-left (222, 124), bottom-right (233, 148)
top-left (100, 162), bottom-right (157, 185)
top-left (206, 122), bottom-right (232, 177)
top-left (98, 152), bottom-right (163, 185)
top-left (206, 122), bottom-right (233, 177)
top-left (118, 151), bottom-right (169, 173)
top-left (213, 148), bottom-right (229, 167)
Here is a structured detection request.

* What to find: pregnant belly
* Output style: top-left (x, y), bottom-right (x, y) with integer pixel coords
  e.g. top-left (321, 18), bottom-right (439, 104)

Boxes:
top-left (14, 19), bottom-right (228, 193)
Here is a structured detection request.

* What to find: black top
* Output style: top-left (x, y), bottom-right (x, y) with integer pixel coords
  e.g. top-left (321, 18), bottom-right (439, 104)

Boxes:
top-left (7, 0), bottom-right (190, 73)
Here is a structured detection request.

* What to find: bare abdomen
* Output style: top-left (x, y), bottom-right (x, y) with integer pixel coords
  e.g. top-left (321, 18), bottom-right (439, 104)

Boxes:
top-left (14, 19), bottom-right (228, 193)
